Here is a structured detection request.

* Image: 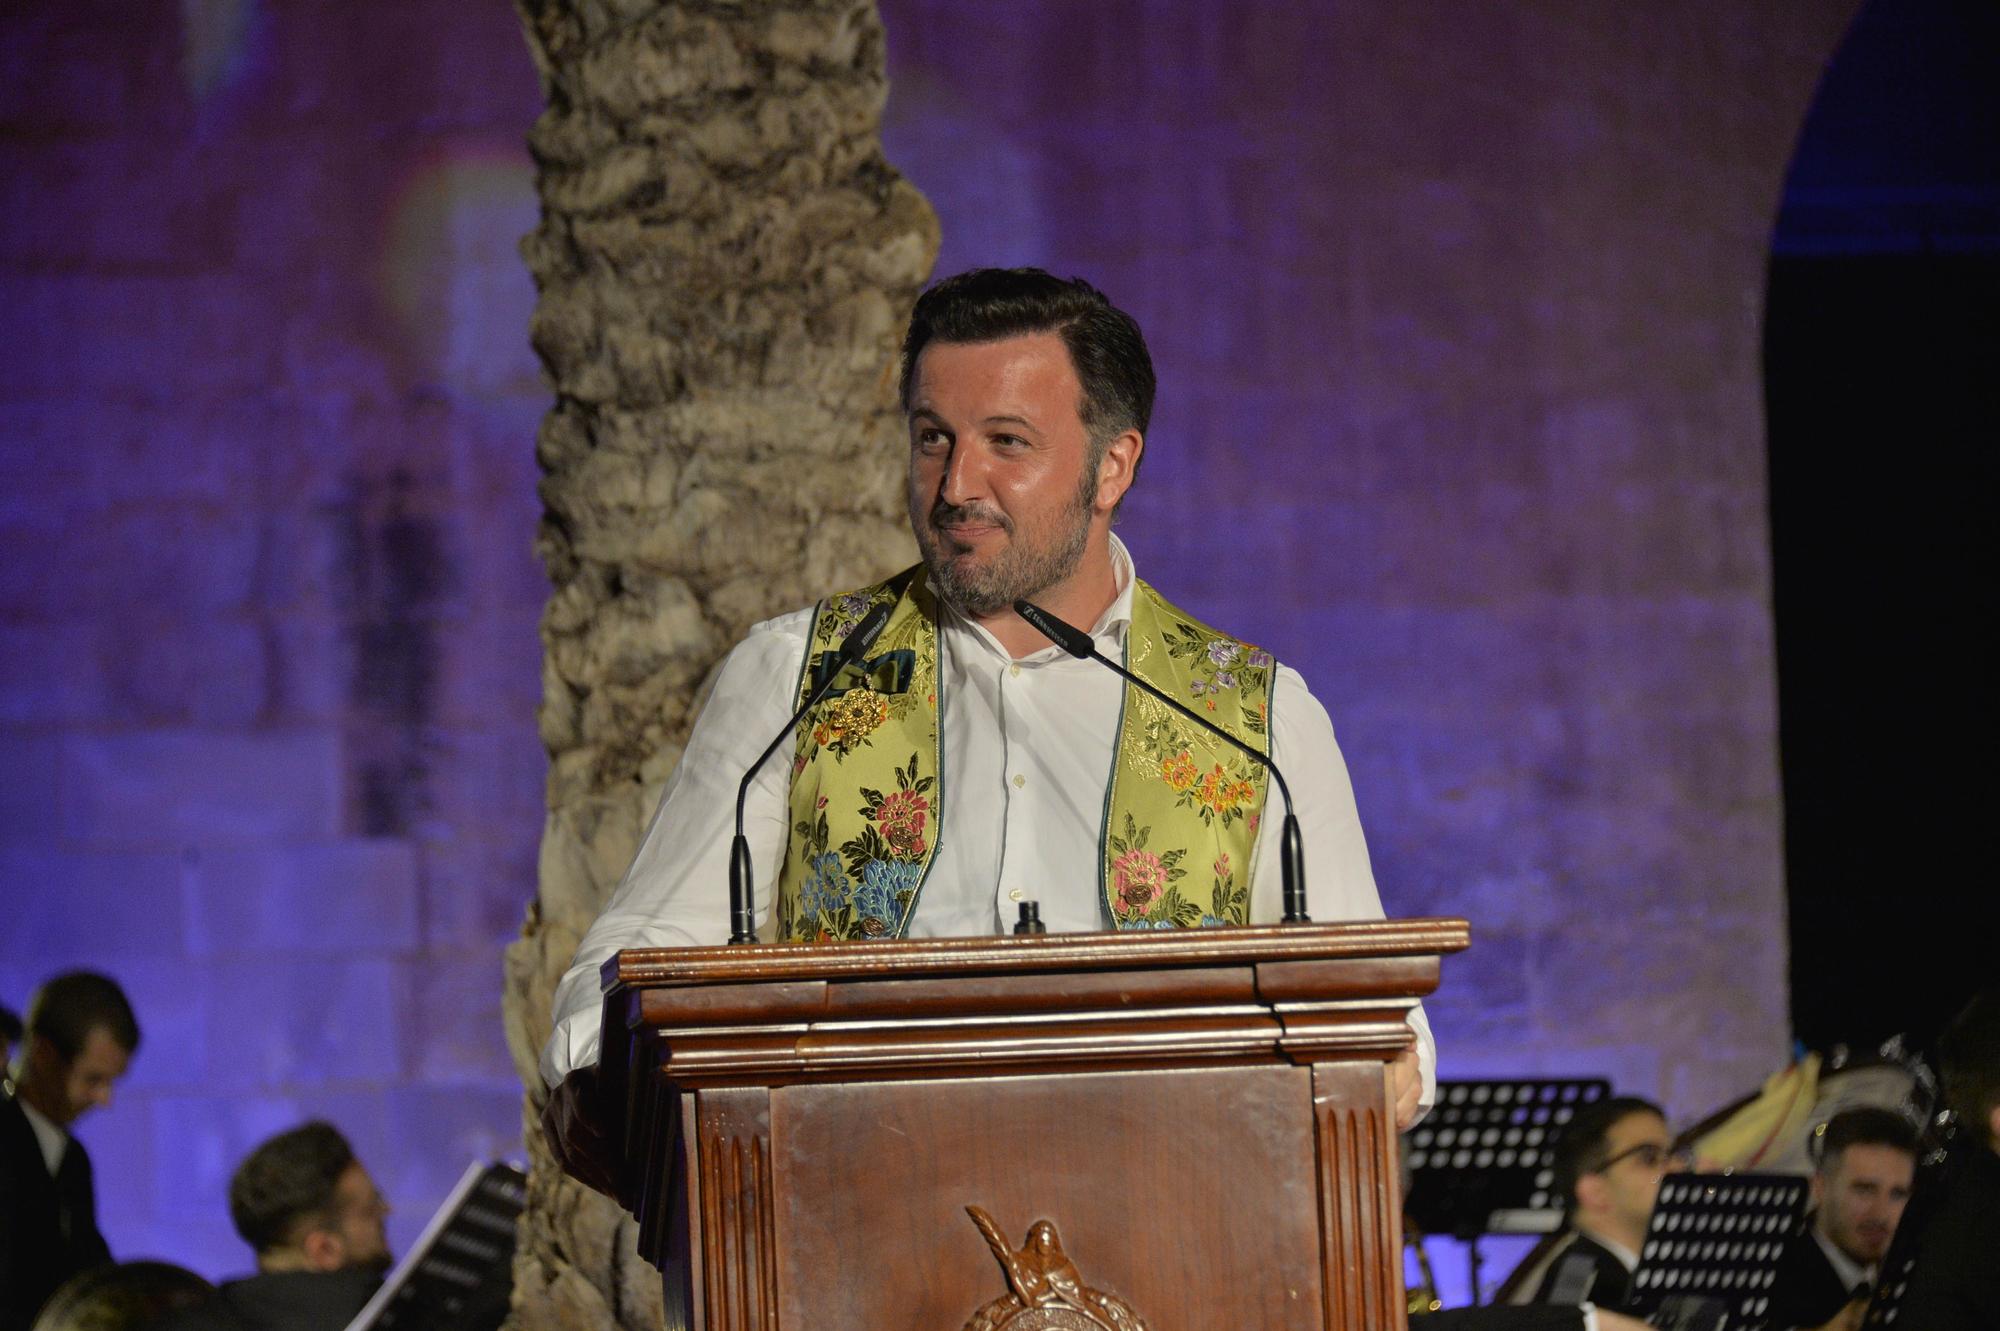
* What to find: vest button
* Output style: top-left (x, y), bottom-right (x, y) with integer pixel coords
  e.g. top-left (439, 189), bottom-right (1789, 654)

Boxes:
top-left (1011, 773), bottom-right (1026, 788)
top-left (1008, 888), bottom-right (1024, 901)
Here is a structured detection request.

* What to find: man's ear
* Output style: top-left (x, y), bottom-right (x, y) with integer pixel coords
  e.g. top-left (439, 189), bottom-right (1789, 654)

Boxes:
top-left (299, 1227), bottom-right (346, 1273)
top-left (1092, 430), bottom-right (1143, 514)
top-left (1987, 1103), bottom-right (2000, 1149)
top-left (1573, 1172), bottom-right (1608, 1220)
top-left (1808, 1171), bottom-right (1826, 1211)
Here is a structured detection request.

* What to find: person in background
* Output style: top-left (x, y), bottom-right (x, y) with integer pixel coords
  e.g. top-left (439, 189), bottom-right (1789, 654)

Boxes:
top-left (1765, 1106), bottom-right (1916, 1331)
top-left (1503, 1096), bottom-right (1685, 1310)
top-left (155, 1122), bottom-right (391, 1331)
top-left (1892, 987), bottom-right (2000, 1329)
top-left (1, 972), bottom-right (142, 1331)
top-left (28, 1261), bottom-right (212, 1331)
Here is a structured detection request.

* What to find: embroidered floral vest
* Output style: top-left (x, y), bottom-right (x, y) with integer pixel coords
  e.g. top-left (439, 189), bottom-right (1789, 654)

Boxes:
top-left (774, 565), bottom-right (1276, 941)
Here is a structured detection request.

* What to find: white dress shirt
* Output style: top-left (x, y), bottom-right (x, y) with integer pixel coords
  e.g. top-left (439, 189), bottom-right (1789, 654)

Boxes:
top-left (542, 537), bottom-right (1435, 1101)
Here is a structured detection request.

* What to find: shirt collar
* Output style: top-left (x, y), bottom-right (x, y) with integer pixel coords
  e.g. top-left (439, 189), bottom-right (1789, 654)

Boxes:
top-left (941, 532), bottom-right (1137, 664)
top-left (1578, 1227), bottom-right (1641, 1273)
top-left (16, 1094), bottom-right (68, 1176)
top-left (1812, 1226), bottom-right (1874, 1290)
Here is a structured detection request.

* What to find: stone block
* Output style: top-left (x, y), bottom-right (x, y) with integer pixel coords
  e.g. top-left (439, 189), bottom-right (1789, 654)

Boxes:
top-left (0, 733), bottom-right (61, 840)
top-left (7, 272), bottom-right (284, 397)
top-left (419, 834), bottom-right (537, 949)
top-left (59, 728), bottom-right (343, 847)
top-left (382, 1082), bottom-right (526, 1219)
top-left (98, 619), bottom-right (269, 727)
top-left (400, 948), bottom-right (516, 1083)
top-left (0, 846), bottom-right (187, 961)
top-left (145, 1092), bottom-right (328, 1224)
top-left (265, 614), bottom-right (352, 722)
top-left (0, 624), bottom-right (108, 724)
top-left (417, 727), bottom-right (546, 846)
top-left (199, 957), bottom-right (405, 1089)
top-left (68, 507), bottom-right (266, 619)
top-left (0, 137), bottom-right (235, 271)
top-left (183, 839), bottom-right (420, 956)
top-left (0, 9), bottom-right (161, 131)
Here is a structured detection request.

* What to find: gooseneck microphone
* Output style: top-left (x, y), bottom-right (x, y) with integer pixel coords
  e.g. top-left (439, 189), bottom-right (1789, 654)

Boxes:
top-left (729, 602), bottom-right (892, 944)
top-left (1013, 599), bottom-right (1311, 925)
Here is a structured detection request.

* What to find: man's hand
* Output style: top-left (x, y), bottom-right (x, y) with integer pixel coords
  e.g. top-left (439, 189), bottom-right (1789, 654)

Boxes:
top-left (540, 1066), bottom-right (621, 1198)
top-left (1390, 1048), bottom-right (1423, 1131)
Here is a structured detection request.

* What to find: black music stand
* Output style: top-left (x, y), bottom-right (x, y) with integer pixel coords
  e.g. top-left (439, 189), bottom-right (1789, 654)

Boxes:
top-left (1403, 1077), bottom-right (1612, 1298)
top-left (1626, 1171), bottom-right (1808, 1330)
top-left (346, 1161), bottom-right (526, 1331)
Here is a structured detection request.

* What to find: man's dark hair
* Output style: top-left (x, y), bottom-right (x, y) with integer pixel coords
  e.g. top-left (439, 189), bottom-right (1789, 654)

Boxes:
top-left (1938, 987), bottom-right (2000, 1148)
top-left (898, 267), bottom-right (1157, 466)
top-left (1814, 1105), bottom-right (1919, 1168)
top-left (229, 1121), bottom-right (358, 1254)
top-left (1549, 1095), bottom-right (1666, 1211)
top-left (26, 971), bottom-right (140, 1061)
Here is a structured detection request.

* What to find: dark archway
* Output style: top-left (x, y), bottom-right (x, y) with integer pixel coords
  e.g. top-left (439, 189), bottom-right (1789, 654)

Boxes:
top-left (1766, 0), bottom-right (2000, 1057)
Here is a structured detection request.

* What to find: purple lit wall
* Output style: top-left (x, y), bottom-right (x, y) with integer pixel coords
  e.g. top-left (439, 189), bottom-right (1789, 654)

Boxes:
top-left (3, 0), bottom-right (1855, 1303)
top-left (1, 0), bottom-right (546, 1277)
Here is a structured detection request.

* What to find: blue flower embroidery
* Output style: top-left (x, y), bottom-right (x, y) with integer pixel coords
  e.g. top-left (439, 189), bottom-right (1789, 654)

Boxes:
top-left (802, 852), bottom-right (848, 916)
top-left (855, 859), bottom-right (921, 925)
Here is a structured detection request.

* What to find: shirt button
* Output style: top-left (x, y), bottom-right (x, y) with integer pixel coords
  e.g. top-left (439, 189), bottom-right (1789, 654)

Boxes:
top-left (1008, 663), bottom-right (1022, 677)
top-left (1008, 888), bottom-right (1025, 902)
top-left (1012, 773), bottom-right (1026, 788)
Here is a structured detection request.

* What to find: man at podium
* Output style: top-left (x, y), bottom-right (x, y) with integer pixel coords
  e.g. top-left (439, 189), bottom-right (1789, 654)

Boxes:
top-left (540, 267), bottom-right (1436, 1192)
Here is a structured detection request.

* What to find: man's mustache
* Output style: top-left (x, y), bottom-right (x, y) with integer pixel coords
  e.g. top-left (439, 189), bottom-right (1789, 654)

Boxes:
top-left (929, 501), bottom-right (1012, 534)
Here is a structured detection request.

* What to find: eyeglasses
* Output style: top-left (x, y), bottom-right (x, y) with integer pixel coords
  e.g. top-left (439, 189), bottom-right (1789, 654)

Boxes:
top-left (1593, 1142), bottom-right (1691, 1173)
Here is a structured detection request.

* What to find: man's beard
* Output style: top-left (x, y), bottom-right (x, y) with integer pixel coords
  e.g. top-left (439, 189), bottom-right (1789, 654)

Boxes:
top-left (911, 469), bottom-right (1096, 618)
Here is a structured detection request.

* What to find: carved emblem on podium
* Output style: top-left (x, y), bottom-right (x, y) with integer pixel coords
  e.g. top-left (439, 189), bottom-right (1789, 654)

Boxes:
top-left (961, 1206), bottom-right (1150, 1331)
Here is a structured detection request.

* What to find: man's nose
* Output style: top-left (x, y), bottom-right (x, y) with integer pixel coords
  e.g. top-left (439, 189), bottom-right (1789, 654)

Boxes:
top-left (937, 442), bottom-right (986, 505)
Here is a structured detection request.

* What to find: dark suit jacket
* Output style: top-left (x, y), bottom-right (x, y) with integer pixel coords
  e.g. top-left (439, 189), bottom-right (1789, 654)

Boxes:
top-left (0, 1087), bottom-right (111, 1331)
top-left (152, 1269), bottom-right (381, 1331)
top-left (1765, 1226), bottom-right (1860, 1330)
top-left (1520, 1230), bottom-right (1633, 1309)
top-left (1894, 1145), bottom-right (2000, 1331)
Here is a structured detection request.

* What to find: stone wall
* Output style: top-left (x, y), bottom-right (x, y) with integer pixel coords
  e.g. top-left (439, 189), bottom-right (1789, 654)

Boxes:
top-left (0, 0), bottom-right (547, 1274)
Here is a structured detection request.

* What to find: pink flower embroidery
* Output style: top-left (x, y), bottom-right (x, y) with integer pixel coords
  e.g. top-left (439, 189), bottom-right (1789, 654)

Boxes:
top-left (1111, 848), bottom-right (1168, 917)
top-left (873, 787), bottom-right (930, 858)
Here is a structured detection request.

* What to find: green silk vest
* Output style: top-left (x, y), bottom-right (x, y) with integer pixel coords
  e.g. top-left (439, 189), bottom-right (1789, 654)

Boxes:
top-left (773, 565), bottom-right (1277, 941)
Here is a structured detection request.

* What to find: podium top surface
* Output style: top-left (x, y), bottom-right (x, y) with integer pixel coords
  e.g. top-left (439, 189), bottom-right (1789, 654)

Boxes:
top-left (603, 917), bottom-right (1469, 993)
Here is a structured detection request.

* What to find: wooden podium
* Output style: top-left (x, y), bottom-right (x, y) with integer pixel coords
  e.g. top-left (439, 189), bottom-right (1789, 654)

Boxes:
top-left (596, 919), bottom-right (1468, 1331)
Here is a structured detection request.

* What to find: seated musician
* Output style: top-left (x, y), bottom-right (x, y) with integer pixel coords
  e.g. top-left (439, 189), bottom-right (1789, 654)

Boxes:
top-left (1765, 1106), bottom-right (1916, 1331)
top-left (156, 1122), bottom-right (391, 1331)
top-left (1893, 987), bottom-right (2000, 1329)
top-left (1501, 1096), bottom-right (1685, 1310)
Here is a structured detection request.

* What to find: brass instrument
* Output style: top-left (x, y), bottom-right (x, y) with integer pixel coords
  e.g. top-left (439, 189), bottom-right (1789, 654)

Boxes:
top-left (1404, 1212), bottom-right (1443, 1315)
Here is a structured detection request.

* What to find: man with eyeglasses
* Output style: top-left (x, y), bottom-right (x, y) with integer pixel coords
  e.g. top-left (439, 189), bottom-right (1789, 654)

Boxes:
top-left (1506, 1096), bottom-right (1686, 1309)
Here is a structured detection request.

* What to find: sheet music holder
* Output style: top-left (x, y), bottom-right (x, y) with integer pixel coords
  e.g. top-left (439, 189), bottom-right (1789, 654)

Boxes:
top-left (344, 1160), bottom-right (526, 1331)
top-left (1403, 1077), bottom-right (1610, 1300)
top-left (1405, 1078), bottom-right (1612, 1236)
top-left (1626, 1171), bottom-right (1808, 1329)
